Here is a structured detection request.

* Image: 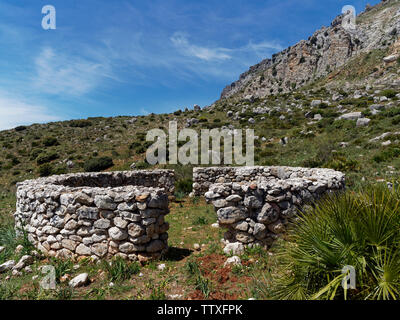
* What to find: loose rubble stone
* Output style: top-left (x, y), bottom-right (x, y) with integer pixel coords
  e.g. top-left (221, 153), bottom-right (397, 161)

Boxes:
top-left (337, 112), bottom-right (362, 121)
top-left (13, 255), bottom-right (34, 271)
top-left (356, 118), bottom-right (371, 127)
top-left (69, 273), bottom-right (89, 288)
top-left (224, 256), bottom-right (241, 267)
top-left (223, 242), bottom-right (245, 256)
top-left (0, 260), bottom-right (15, 273)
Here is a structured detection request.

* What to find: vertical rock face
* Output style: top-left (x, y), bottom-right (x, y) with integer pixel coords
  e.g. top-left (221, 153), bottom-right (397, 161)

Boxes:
top-left (204, 166), bottom-right (345, 249)
top-left (14, 171), bottom-right (173, 261)
top-left (220, 0), bottom-right (400, 100)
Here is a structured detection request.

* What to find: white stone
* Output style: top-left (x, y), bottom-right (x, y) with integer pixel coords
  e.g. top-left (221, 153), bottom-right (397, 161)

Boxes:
top-left (157, 264), bottom-right (166, 271)
top-left (356, 118), bottom-right (371, 127)
top-left (13, 255), bottom-right (34, 271)
top-left (383, 54), bottom-right (399, 63)
top-left (0, 260), bottom-right (15, 273)
top-left (224, 256), bottom-right (241, 267)
top-left (69, 273), bottom-right (89, 288)
top-left (223, 242), bottom-right (245, 256)
top-left (337, 112), bottom-right (362, 121)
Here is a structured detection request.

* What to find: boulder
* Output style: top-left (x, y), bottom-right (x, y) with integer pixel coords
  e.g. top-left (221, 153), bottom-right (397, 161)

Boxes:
top-left (356, 118), bottom-right (371, 127)
top-left (69, 273), bottom-right (89, 288)
top-left (0, 260), bottom-right (15, 273)
top-left (337, 112), bottom-right (362, 121)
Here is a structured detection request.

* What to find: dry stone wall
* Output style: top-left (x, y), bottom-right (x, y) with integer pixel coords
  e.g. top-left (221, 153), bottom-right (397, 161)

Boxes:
top-left (193, 166), bottom-right (344, 196)
top-left (14, 170), bottom-right (174, 262)
top-left (203, 166), bottom-right (345, 248)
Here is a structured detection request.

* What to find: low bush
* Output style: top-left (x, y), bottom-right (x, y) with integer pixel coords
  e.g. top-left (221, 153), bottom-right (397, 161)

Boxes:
top-left (69, 119), bottom-right (92, 128)
top-left (15, 126), bottom-right (27, 132)
top-left (373, 147), bottom-right (400, 163)
top-left (175, 178), bottom-right (193, 195)
top-left (42, 136), bottom-right (59, 147)
top-left (135, 161), bottom-right (150, 169)
top-left (380, 89), bottom-right (397, 99)
top-left (264, 185), bottom-right (400, 300)
top-left (83, 157), bottom-right (114, 172)
top-left (38, 163), bottom-right (54, 177)
top-left (36, 152), bottom-right (59, 165)
top-left (326, 155), bottom-right (359, 172)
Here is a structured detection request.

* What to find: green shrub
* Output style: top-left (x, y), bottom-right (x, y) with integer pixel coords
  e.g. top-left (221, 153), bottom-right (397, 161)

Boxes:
top-left (69, 119), bottom-right (92, 128)
top-left (192, 216), bottom-right (208, 226)
top-left (326, 155), bottom-right (359, 172)
top-left (380, 89), bottom-right (397, 99)
top-left (373, 148), bottom-right (400, 163)
top-left (264, 185), bottom-right (400, 300)
top-left (53, 165), bottom-right (68, 175)
top-left (83, 157), bottom-right (114, 172)
top-left (135, 161), bottom-right (150, 169)
top-left (36, 152), bottom-right (59, 165)
top-left (15, 126), bottom-right (27, 132)
top-left (175, 178), bottom-right (193, 195)
top-left (30, 149), bottom-right (42, 160)
top-left (384, 108), bottom-right (400, 117)
top-left (38, 163), bottom-right (53, 177)
top-left (42, 136), bottom-right (59, 147)
top-left (129, 142), bottom-right (141, 150)
top-left (392, 116), bottom-right (400, 125)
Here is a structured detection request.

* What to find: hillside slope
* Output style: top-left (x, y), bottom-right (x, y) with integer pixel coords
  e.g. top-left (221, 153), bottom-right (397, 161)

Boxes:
top-left (0, 0), bottom-right (399, 198)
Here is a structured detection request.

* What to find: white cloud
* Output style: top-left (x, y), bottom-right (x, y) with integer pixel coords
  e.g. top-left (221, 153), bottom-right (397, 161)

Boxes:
top-left (140, 108), bottom-right (150, 115)
top-left (0, 95), bottom-right (61, 131)
top-left (243, 40), bottom-right (283, 57)
top-left (170, 33), bottom-right (232, 61)
top-left (170, 32), bottom-right (282, 63)
top-left (33, 47), bottom-right (113, 96)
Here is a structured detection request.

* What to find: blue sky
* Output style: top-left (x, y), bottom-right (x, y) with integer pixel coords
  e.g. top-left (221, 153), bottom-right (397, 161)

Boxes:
top-left (0, 0), bottom-right (380, 130)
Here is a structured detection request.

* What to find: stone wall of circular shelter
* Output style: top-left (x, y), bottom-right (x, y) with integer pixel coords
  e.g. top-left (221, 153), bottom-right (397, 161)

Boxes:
top-left (14, 170), bottom-right (174, 262)
top-left (202, 166), bottom-right (345, 249)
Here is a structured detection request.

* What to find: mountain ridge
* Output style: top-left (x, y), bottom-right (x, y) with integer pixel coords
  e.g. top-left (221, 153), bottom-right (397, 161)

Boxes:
top-left (219, 0), bottom-right (400, 101)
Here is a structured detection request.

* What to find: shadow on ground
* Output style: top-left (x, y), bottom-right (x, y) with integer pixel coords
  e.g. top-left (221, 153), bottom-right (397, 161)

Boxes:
top-left (164, 247), bottom-right (193, 261)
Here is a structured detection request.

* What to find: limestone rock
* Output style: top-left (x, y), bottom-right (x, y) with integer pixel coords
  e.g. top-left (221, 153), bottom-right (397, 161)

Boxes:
top-left (69, 273), bottom-right (89, 288)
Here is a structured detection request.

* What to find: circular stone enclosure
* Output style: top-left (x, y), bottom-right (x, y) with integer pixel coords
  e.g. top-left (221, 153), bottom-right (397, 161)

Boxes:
top-left (204, 166), bottom-right (345, 249)
top-left (14, 170), bottom-right (174, 262)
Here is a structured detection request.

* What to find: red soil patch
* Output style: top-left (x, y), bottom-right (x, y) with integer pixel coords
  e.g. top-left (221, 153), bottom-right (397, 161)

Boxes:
top-left (188, 253), bottom-right (253, 300)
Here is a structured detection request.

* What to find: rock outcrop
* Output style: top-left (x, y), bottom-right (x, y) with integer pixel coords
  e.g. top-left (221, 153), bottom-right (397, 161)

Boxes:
top-left (220, 0), bottom-right (400, 100)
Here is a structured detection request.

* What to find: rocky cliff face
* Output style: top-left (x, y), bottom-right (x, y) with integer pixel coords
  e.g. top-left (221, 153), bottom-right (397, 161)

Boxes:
top-left (220, 0), bottom-right (400, 101)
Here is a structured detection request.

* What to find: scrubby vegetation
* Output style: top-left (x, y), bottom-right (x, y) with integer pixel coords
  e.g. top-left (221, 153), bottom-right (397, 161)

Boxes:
top-left (254, 184), bottom-right (400, 300)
